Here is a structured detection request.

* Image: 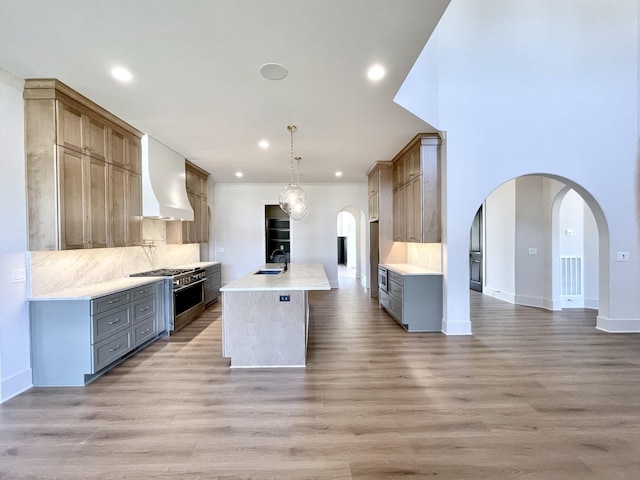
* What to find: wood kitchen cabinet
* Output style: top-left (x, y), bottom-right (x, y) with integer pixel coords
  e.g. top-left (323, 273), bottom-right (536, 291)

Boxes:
top-left (24, 79), bottom-right (144, 251)
top-left (110, 165), bottom-right (142, 247)
top-left (167, 160), bottom-right (210, 244)
top-left (57, 146), bottom-right (109, 249)
top-left (391, 133), bottom-right (442, 243)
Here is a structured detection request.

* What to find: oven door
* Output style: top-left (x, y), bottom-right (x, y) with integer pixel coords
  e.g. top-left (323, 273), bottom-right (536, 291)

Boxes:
top-left (173, 279), bottom-right (206, 332)
top-left (378, 266), bottom-right (388, 292)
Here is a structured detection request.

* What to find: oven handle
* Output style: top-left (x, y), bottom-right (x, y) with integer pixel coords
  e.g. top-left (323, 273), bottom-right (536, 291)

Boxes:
top-left (173, 277), bottom-right (207, 293)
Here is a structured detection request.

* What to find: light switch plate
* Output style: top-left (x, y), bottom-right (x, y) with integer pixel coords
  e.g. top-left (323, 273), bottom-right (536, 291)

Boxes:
top-left (11, 268), bottom-right (26, 283)
top-left (528, 248), bottom-right (538, 255)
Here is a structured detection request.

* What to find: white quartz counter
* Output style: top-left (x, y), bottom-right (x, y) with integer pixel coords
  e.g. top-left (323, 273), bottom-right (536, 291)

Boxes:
top-left (221, 263), bottom-right (330, 292)
top-left (177, 261), bottom-right (221, 269)
top-left (29, 277), bottom-right (164, 301)
top-left (380, 263), bottom-right (443, 276)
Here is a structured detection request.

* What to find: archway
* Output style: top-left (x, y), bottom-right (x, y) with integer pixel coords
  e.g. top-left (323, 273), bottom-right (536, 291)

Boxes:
top-left (336, 206), bottom-right (367, 289)
top-left (468, 174), bottom-right (608, 329)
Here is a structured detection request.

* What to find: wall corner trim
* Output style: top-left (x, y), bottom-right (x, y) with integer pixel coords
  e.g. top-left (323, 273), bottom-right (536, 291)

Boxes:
top-left (596, 316), bottom-right (640, 333)
top-left (442, 319), bottom-right (472, 335)
top-left (1, 368), bottom-right (32, 404)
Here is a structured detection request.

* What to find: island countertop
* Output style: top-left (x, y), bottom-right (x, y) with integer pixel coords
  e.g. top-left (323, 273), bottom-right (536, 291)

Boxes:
top-left (221, 263), bottom-right (330, 292)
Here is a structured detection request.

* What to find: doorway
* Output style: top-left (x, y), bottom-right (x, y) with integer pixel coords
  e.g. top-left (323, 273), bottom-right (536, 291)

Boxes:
top-left (337, 211), bottom-right (356, 285)
top-left (469, 206), bottom-right (483, 292)
top-left (265, 205), bottom-right (290, 263)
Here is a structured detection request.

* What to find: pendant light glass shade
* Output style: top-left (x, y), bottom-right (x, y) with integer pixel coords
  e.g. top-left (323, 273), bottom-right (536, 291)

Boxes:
top-left (279, 183), bottom-right (306, 216)
top-left (279, 125), bottom-right (308, 220)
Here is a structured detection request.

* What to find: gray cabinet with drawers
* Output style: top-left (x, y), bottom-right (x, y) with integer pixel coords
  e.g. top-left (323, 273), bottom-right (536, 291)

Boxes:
top-left (30, 280), bottom-right (163, 386)
top-left (379, 266), bottom-right (443, 332)
top-left (204, 263), bottom-right (222, 306)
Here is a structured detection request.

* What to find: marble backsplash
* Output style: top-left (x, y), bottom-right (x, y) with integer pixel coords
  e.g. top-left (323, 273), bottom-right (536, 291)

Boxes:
top-left (28, 219), bottom-right (200, 296)
top-left (406, 242), bottom-right (442, 272)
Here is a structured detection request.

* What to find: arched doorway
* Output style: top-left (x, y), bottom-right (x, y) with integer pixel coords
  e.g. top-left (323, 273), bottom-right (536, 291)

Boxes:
top-left (468, 174), bottom-right (607, 325)
top-left (336, 206), bottom-right (367, 289)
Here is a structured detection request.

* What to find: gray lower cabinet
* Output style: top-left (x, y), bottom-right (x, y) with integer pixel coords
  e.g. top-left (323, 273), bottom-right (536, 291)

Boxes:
top-left (30, 280), bottom-right (163, 386)
top-left (204, 263), bottom-right (222, 306)
top-left (379, 269), bottom-right (443, 332)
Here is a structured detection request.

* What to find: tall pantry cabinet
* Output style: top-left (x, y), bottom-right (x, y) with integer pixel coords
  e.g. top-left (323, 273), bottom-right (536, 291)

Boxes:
top-left (24, 79), bottom-right (143, 251)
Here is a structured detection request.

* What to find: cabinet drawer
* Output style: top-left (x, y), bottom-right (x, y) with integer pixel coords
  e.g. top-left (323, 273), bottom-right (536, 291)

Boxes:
top-left (92, 291), bottom-right (131, 315)
top-left (132, 296), bottom-right (156, 322)
top-left (93, 306), bottom-right (131, 343)
top-left (379, 289), bottom-right (391, 310)
top-left (93, 329), bottom-right (132, 372)
top-left (132, 283), bottom-right (156, 300)
top-left (389, 298), bottom-right (403, 324)
top-left (388, 271), bottom-right (403, 286)
top-left (133, 318), bottom-right (156, 346)
top-left (389, 280), bottom-right (403, 301)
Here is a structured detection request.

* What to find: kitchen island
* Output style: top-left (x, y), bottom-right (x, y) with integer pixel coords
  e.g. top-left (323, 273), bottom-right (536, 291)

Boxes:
top-left (220, 263), bottom-right (330, 368)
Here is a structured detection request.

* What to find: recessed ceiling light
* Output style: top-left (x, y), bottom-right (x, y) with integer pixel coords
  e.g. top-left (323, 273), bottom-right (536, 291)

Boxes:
top-left (111, 66), bottom-right (133, 82)
top-left (367, 64), bottom-right (386, 81)
top-left (260, 63), bottom-right (288, 81)
top-left (235, 172), bottom-right (243, 178)
top-left (258, 139), bottom-right (269, 149)
top-left (335, 171), bottom-right (343, 177)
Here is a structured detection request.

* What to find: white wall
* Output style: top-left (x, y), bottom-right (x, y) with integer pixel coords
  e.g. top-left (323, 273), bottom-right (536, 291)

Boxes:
top-left (484, 180), bottom-right (516, 301)
top-left (0, 69), bottom-right (31, 402)
top-left (398, 0), bottom-right (639, 333)
top-left (212, 183), bottom-right (368, 288)
top-left (583, 202), bottom-right (599, 308)
top-left (514, 176), bottom-right (548, 308)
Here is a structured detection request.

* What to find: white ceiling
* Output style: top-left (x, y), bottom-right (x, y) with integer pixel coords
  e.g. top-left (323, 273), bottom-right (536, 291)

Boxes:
top-left (0, 0), bottom-right (449, 184)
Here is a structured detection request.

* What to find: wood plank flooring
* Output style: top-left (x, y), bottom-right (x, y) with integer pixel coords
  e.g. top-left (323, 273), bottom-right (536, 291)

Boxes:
top-left (1, 283), bottom-right (639, 479)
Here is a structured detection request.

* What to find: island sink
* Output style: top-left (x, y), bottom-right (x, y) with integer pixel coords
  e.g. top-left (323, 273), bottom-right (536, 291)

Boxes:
top-left (254, 268), bottom-right (284, 275)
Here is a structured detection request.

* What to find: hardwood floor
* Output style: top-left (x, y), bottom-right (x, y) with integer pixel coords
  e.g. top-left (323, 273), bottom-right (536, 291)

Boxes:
top-left (1, 284), bottom-right (639, 479)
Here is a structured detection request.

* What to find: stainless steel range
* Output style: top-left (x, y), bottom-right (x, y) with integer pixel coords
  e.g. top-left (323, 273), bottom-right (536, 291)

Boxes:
top-left (131, 267), bottom-right (207, 333)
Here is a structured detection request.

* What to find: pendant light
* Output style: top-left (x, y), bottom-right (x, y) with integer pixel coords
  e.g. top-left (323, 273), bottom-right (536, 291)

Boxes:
top-left (278, 125), bottom-right (308, 220)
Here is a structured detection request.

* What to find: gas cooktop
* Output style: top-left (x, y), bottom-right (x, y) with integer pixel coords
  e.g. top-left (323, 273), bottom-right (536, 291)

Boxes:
top-left (131, 268), bottom-right (196, 277)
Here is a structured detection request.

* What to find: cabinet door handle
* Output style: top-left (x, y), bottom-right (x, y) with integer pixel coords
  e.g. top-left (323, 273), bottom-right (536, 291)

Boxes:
top-left (108, 344), bottom-right (121, 352)
top-left (107, 299), bottom-right (120, 304)
top-left (108, 318), bottom-right (121, 325)
top-left (141, 328), bottom-right (151, 334)
top-left (140, 307), bottom-right (150, 312)
top-left (138, 289), bottom-right (148, 294)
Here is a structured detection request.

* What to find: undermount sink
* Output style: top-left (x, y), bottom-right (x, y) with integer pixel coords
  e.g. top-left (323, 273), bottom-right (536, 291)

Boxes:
top-left (254, 268), bottom-right (284, 275)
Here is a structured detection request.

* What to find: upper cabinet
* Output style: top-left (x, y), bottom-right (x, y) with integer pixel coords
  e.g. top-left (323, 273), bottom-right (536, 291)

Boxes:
top-left (24, 79), bottom-right (144, 251)
top-left (166, 160), bottom-right (210, 245)
top-left (366, 162), bottom-right (392, 223)
top-left (391, 133), bottom-right (442, 243)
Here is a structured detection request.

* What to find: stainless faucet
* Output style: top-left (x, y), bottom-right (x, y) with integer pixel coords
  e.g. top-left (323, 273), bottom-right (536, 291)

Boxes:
top-left (270, 248), bottom-right (288, 272)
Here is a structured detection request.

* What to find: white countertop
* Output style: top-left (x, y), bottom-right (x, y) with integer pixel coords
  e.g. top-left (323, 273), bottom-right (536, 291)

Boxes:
top-left (221, 263), bottom-right (331, 292)
top-left (177, 261), bottom-right (221, 269)
top-left (29, 277), bottom-right (164, 301)
top-left (380, 263), bottom-right (443, 275)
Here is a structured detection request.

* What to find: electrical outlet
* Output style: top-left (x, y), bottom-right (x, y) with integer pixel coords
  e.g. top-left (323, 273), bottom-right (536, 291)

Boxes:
top-left (528, 247), bottom-right (538, 255)
top-left (279, 295), bottom-right (290, 302)
top-left (617, 252), bottom-right (630, 261)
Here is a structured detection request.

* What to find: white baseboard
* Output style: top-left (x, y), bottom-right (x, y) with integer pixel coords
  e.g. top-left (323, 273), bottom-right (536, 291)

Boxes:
top-left (1, 368), bottom-right (32, 403)
top-left (442, 319), bottom-right (472, 335)
top-left (483, 287), bottom-right (515, 304)
top-left (596, 316), bottom-right (640, 333)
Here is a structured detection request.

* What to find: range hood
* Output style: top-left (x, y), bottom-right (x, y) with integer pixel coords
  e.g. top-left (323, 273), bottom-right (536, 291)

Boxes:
top-left (141, 135), bottom-right (194, 221)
